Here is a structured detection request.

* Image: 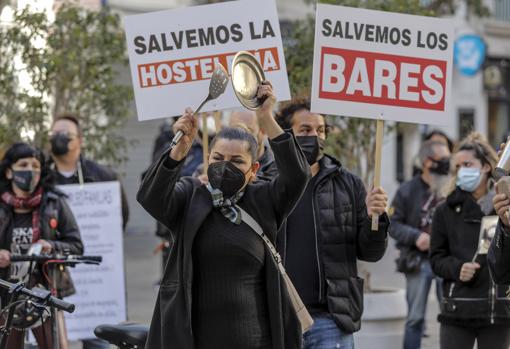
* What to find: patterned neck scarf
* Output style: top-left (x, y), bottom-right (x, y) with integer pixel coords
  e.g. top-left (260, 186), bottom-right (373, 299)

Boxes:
top-left (1, 187), bottom-right (44, 242)
top-left (206, 183), bottom-right (244, 224)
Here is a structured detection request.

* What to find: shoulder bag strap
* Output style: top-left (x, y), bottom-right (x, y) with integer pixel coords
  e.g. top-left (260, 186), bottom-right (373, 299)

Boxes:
top-left (236, 205), bottom-right (314, 333)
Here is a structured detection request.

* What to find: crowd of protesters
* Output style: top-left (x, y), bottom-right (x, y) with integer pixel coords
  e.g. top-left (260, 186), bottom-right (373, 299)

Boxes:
top-left (141, 85), bottom-right (510, 349)
top-left (5, 83), bottom-right (510, 349)
top-left (0, 114), bottom-right (129, 349)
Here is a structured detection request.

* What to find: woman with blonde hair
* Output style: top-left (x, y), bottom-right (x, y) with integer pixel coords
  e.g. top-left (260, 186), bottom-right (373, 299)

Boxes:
top-left (429, 132), bottom-right (510, 349)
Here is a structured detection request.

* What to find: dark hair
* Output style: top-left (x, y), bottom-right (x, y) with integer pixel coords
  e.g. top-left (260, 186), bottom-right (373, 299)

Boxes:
top-left (0, 142), bottom-right (55, 193)
top-left (276, 98), bottom-right (311, 130)
top-left (210, 127), bottom-right (258, 163)
top-left (276, 98), bottom-right (330, 136)
top-left (53, 113), bottom-right (82, 136)
top-left (425, 129), bottom-right (453, 152)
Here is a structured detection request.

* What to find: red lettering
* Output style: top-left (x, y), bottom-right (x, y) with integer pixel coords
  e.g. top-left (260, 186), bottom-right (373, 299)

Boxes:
top-left (319, 47), bottom-right (447, 111)
top-left (137, 47), bottom-right (281, 88)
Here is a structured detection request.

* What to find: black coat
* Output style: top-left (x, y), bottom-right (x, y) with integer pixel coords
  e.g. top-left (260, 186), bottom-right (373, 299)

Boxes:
top-left (488, 221), bottom-right (510, 285)
top-left (430, 188), bottom-right (510, 327)
top-left (0, 189), bottom-right (83, 298)
top-left (257, 145), bottom-right (278, 181)
top-left (137, 132), bottom-right (310, 349)
top-left (277, 155), bottom-right (389, 334)
top-left (389, 175), bottom-right (430, 248)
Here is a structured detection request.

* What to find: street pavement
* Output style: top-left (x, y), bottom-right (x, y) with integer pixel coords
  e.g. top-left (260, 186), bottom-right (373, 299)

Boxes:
top-left (67, 232), bottom-right (442, 348)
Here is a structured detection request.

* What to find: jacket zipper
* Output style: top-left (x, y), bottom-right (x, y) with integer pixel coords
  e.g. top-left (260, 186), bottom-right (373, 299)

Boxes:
top-left (311, 201), bottom-right (323, 304)
top-left (449, 282), bottom-right (455, 298)
top-left (490, 282), bottom-right (496, 324)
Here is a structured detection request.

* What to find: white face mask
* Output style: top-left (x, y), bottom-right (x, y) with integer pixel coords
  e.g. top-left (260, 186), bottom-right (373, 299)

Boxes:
top-left (456, 167), bottom-right (482, 192)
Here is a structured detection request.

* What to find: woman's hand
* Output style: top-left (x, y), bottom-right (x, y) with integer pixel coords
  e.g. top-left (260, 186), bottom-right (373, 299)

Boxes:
top-left (459, 262), bottom-right (480, 282)
top-left (494, 191), bottom-right (510, 227)
top-left (170, 108), bottom-right (198, 161)
top-left (255, 81), bottom-right (283, 140)
top-left (0, 249), bottom-right (11, 268)
top-left (38, 239), bottom-right (53, 254)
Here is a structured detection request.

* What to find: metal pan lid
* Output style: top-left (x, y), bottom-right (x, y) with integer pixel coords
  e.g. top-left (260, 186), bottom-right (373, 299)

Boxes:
top-left (231, 51), bottom-right (265, 110)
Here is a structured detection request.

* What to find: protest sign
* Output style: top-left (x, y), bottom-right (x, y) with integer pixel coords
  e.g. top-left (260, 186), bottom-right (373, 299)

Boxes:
top-left (311, 5), bottom-right (454, 229)
top-left (124, 0), bottom-right (290, 121)
top-left (311, 4), bottom-right (454, 125)
top-left (59, 182), bottom-right (126, 341)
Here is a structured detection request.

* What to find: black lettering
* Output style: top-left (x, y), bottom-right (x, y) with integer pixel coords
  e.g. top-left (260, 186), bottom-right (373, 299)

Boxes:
top-left (438, 33), bottom-right (448, 50)
top-left (161, 33), bottom-right (172, 51)
top-left (198, 27), bottom-right (215, 46)
top-left (322, 19), bottom-right (332, 37)
top-left (262, 20), bottom-right (275, 38)
top-left (417, 31), bottom-right (425, 48)
top-left (332, 21), bottom-right (343, 37)
top-left (186, 29), bottom-right (198, 48)
top-left (365, 24), bottom-right (375, 42)
top-left (345, 22), bottom-right (353, 39)
top-left (216, 25), bottom-right (230, 44)
top-left (148, 34), bottom-right (161, 53)
top-left (250, 22), bottom-right (261, 40)
top-left (231, 23), bottom-right (243, 42)
top-left (134, 36), bottom-right (146, 54)
top-left (402, 29), bottom-right (412, 46)
top-left (172, 31), bottom-right (184, 50)
top-left (375, 26), bottom-right (388, 43)
top-left (389, 28), bottom-right (400, 45)
top-left (427, 32), bottom-right (438, 49)
top-left (353, 22), bottom-right (364, 40)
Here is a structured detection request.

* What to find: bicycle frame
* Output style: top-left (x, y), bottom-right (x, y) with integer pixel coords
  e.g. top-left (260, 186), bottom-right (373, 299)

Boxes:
top-left (0, 254), bottom-right (100, 349)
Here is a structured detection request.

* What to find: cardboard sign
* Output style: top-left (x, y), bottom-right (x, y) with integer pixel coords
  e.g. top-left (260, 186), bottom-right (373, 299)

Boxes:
top-left (59, 182), bottom-right (126, 341)
top-left (311, 5), bottom-right (454, 124)
top-left (474, 215), bottom-right (498, 258)
top-left (124, 0), bottom-right (290, 121)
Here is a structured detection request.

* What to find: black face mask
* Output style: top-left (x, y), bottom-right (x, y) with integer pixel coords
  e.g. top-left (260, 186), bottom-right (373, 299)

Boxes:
top-left (429, 158), bottom-right (450, 176)
top-left (296, 136), bottom-right (325, 165)
top-left (207, 161), bottom-right (248, 198)
top-left (50, 133), bottom-right (71, 156)
top-left (12, 170), bottom-right (39, 193)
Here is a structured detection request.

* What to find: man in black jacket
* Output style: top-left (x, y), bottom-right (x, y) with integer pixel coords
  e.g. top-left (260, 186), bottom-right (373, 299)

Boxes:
top-left (49, 115), bottom-right (129, 230)
top-left (275, 99), bottom-right (389, 349)
top-left (49, 114), bottom-right (130, 349)
top-left (389, 139), bottom-right (451, 349)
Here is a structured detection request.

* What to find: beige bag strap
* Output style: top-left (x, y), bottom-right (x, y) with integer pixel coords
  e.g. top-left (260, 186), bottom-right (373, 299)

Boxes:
top-left (237, 206), bottom-right (314, 333)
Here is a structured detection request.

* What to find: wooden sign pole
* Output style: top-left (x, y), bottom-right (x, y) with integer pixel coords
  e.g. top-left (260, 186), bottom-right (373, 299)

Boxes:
top-left (202, 113), bottom-right (209, 173)
top-left (371, 118), bottom-right (384, 231)
top-left (213, 111), bottom-right (222, 132)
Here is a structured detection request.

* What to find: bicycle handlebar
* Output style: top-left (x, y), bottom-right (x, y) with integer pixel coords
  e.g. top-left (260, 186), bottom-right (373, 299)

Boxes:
top-left (0, 279), bottom-right (75, 313)
top-left (10, 254), bottom-right (103, 264)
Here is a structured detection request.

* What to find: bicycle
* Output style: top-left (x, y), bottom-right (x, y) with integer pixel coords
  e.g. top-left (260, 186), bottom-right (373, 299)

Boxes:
top-left (0, 277), bottom-right (75, 349)
top-left (94, 323), bottom-right (148, 349)
top-left (6, 254), bottom-right (102, 349)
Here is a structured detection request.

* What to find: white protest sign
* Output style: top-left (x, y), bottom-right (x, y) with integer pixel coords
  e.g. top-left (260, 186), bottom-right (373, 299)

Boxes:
top-left (311, 5), bottom-right (454, 124)
top-left (124, 0), bottom-right (290, 121)
top-left (59, 182), bottom-right (126, 341)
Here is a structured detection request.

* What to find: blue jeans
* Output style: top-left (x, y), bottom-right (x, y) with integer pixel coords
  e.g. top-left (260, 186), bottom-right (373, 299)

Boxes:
top-left (404, 260), bottom-right (442, 349)
top-left (303, 313), bottom-right (354, 349)
top-left (82, 338), bottom-right (110, 349)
